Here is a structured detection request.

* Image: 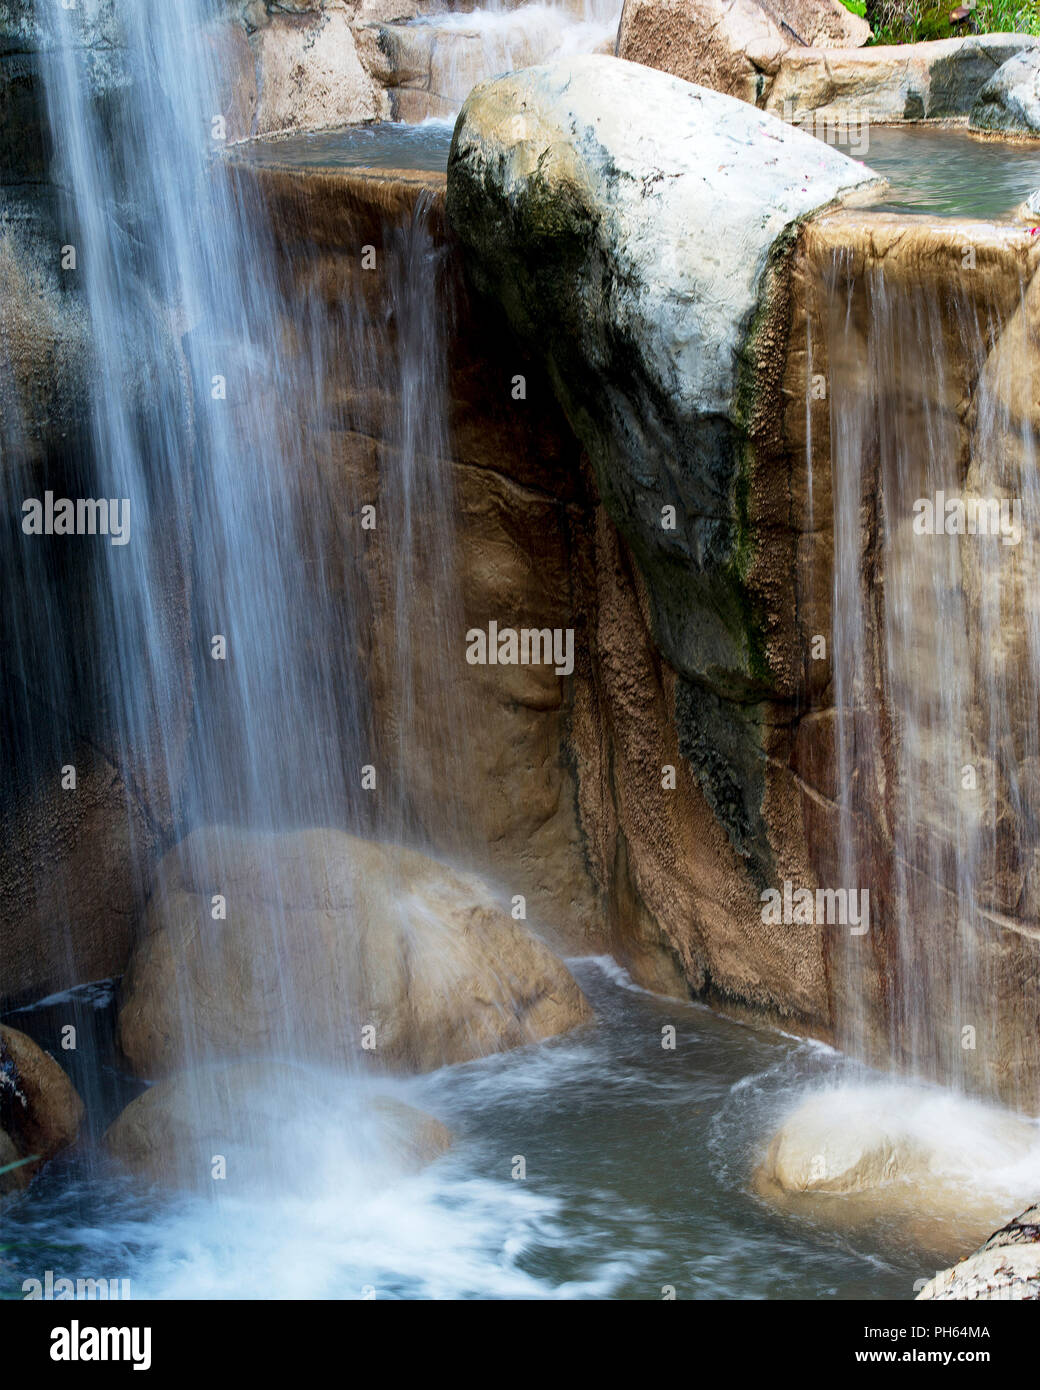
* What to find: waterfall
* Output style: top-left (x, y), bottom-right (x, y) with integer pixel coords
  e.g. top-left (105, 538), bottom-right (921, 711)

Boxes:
top-left (815, 238), bottom-right (1040, 1108)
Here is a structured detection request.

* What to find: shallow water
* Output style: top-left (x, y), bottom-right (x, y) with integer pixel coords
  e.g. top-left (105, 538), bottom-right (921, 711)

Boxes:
top-left (5, 959), bottom-right (1036, 1301)
top-left (832, 125), bottom-right (1040, 219)
top-left (234, 120), bottom-right (456, 173)
top-left (236, 120), bottom-right (1040, 223)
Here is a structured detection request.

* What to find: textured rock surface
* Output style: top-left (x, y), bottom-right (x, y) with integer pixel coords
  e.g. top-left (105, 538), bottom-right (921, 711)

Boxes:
top-left (447, 54), bottom-right (881, 885)
top-left (971, 48), bottom-right (1040, 137)
top-left (616, 0), bottom-right (867, 106)
top-left (785, 213), bottom-right (1040, 1100)
top-left (247, 9), bottom-right (390, 136)
top-left (0, 1023), bottom-right (83, 1193)
top-left (918, 1204), bottom-right (1040, 1300)
top-left (222, 158), bottom-right (609, 960)
top-left (105, 1061), bottom-right (452, 1189)
top-left (118, 826), bottom-right (591, 1077)
top-left (764, 34), bottom-right (1038, 124)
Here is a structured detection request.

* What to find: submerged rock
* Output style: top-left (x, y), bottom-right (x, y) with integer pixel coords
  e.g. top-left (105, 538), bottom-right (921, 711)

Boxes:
top-left (758, 1087), bottom-right (1039, 1196)
top-left (0, 1023), bottom-right (83, 1194)
top-left (918, 1204), bottom-right (1040, 1300)
top-left (118, 826), bottom-right (591, 1078)
top-left (104, 1062), bottom-right (452, 1191)
top-left (970, 48), bottom-right (1040, 138)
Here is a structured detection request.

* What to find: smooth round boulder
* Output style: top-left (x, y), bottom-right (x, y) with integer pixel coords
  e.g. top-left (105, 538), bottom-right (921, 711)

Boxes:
top-left (971, 48), bottom-right (1040, 137)
top-left (118, 826), bottom-right (591, 1077)
top-left (754, 1084), bottom-right (1040, 1263)
top-left (104, 1061), bottom-right (452, 1192)
top-left (0, 1023), bottom-right (84, 1193)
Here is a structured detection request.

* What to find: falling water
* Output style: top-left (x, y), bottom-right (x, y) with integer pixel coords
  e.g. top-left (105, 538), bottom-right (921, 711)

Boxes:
top-left (817, 237), bottom-right (1040, 1109)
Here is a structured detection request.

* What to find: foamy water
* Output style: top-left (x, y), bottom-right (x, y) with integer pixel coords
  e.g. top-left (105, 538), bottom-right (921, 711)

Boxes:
top-left (4, 962), bottom-right (1037, 1301)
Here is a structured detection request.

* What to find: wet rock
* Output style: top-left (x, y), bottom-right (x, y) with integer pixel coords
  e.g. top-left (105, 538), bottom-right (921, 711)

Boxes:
top-left (754, 1085), bottom-right (1040, 1266)
top-left (104, 1061), bottom-right (452, 1190)
top-left (358, 7), bottom-right (617, 122)
top-left (918, 1204), bottom-right (1040, 1300)
top-left (970, 48), bottom-right (1040, 138)
top-left (447, 53), bottom-right (880, 882)
top-left (118, 826), bottom-right (591, 1077)
top-left (758, 1089), bottom-right (929, 1194)
top-left (0, 1023), bottom-right (83, 1193)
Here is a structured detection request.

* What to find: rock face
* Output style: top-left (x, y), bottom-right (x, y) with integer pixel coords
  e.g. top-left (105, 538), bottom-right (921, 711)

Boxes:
top-left (1, 0), bottom-right (191, 1008)
top-left (0, 1023), bottom-right (83, 1194)
top-left (443, 51), bottom-right (1040, 1103)
top-left (918, 1205), bottom-right (1040, 1300)
top-left (118, 826), bottom-right (591, 1078)
top-left (246, 8), bottom-right (390, 136)
top-left (447, 55), bottom-right (881, 888)
top-left (971, 48), bottom-right (1040, 137)
top-left (105, 1061), bottom-right (452, 1190)
top-left (764, 34), bottom-right (1038, 124)
top-left (616, 0), bottom-right (868, 106)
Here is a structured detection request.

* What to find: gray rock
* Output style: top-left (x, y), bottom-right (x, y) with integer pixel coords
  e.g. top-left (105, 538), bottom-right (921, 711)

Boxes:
top-left (970, 47), bottom-right (1040, 137)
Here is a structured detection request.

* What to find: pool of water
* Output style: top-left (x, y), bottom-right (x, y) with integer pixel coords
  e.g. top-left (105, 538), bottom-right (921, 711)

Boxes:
top-left (4, 958), bottom-right (1034, 1301)
top-left (232, 120), bottom-right (455, 174)
top-left (819, 124), bottom-right (1040, 219)
top-left (234, 120), bottom-right (1040, 222)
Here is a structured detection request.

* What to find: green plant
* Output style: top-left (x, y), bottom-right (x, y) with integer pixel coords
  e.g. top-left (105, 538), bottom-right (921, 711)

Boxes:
top-left (864, 0), bottom-right (1040, 41)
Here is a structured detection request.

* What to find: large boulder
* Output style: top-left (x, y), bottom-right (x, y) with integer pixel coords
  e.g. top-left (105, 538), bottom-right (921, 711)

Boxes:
top-left (616, 0), bottom-right (869, 105)
top-left (755, 1085), bottom-right (1040, 1260)
top-left (971, 48), bottom-right (1040, 138)
top-left (118, 826), bottom-right (591, 1077)
top-left (105, 1061), bottom-right (452, 1191)
top-left (446, 53), bottom-right (881, 882)
top-left (918, 1204), bottom-right (1040, 1301)
top-left (764, 34), bottom-right (1038, 125)
top-left (0, 1023), bottom-right (83, 1194)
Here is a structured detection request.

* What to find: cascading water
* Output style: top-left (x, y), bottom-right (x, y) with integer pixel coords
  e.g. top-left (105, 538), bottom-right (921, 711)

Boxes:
top-left (815, 236), bottom-right (1040, 1108)
top-left (5, 0), bottom-right (1040, 1305)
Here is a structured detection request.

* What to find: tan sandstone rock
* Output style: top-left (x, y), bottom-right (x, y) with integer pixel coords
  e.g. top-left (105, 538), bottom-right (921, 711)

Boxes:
top-left (616, 0), bottom-right (869, 106)
top-left (755, 1085), bottom-right (1040, 1261)
top-left (764, 34), bottom-right (1038, 124)
top-left (248, 9), bottom-right (390, 136)
top-left (104, 1061), bottom-right (452, 1190)
top-left (118, 826), bottom-right (591, 1078)
top-left (918, 1204), bottom-right (1040, 1300)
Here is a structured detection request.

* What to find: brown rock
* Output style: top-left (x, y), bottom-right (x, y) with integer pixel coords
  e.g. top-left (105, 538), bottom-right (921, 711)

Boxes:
top-left (616, 0), bottom-right (869, 106)
top-left (118, 826), bottom-right (591, 1078)
top-left (0, 1024), bottom-right (84, 1192)
top-left (104, 1061), bottom-right (452, 1190)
